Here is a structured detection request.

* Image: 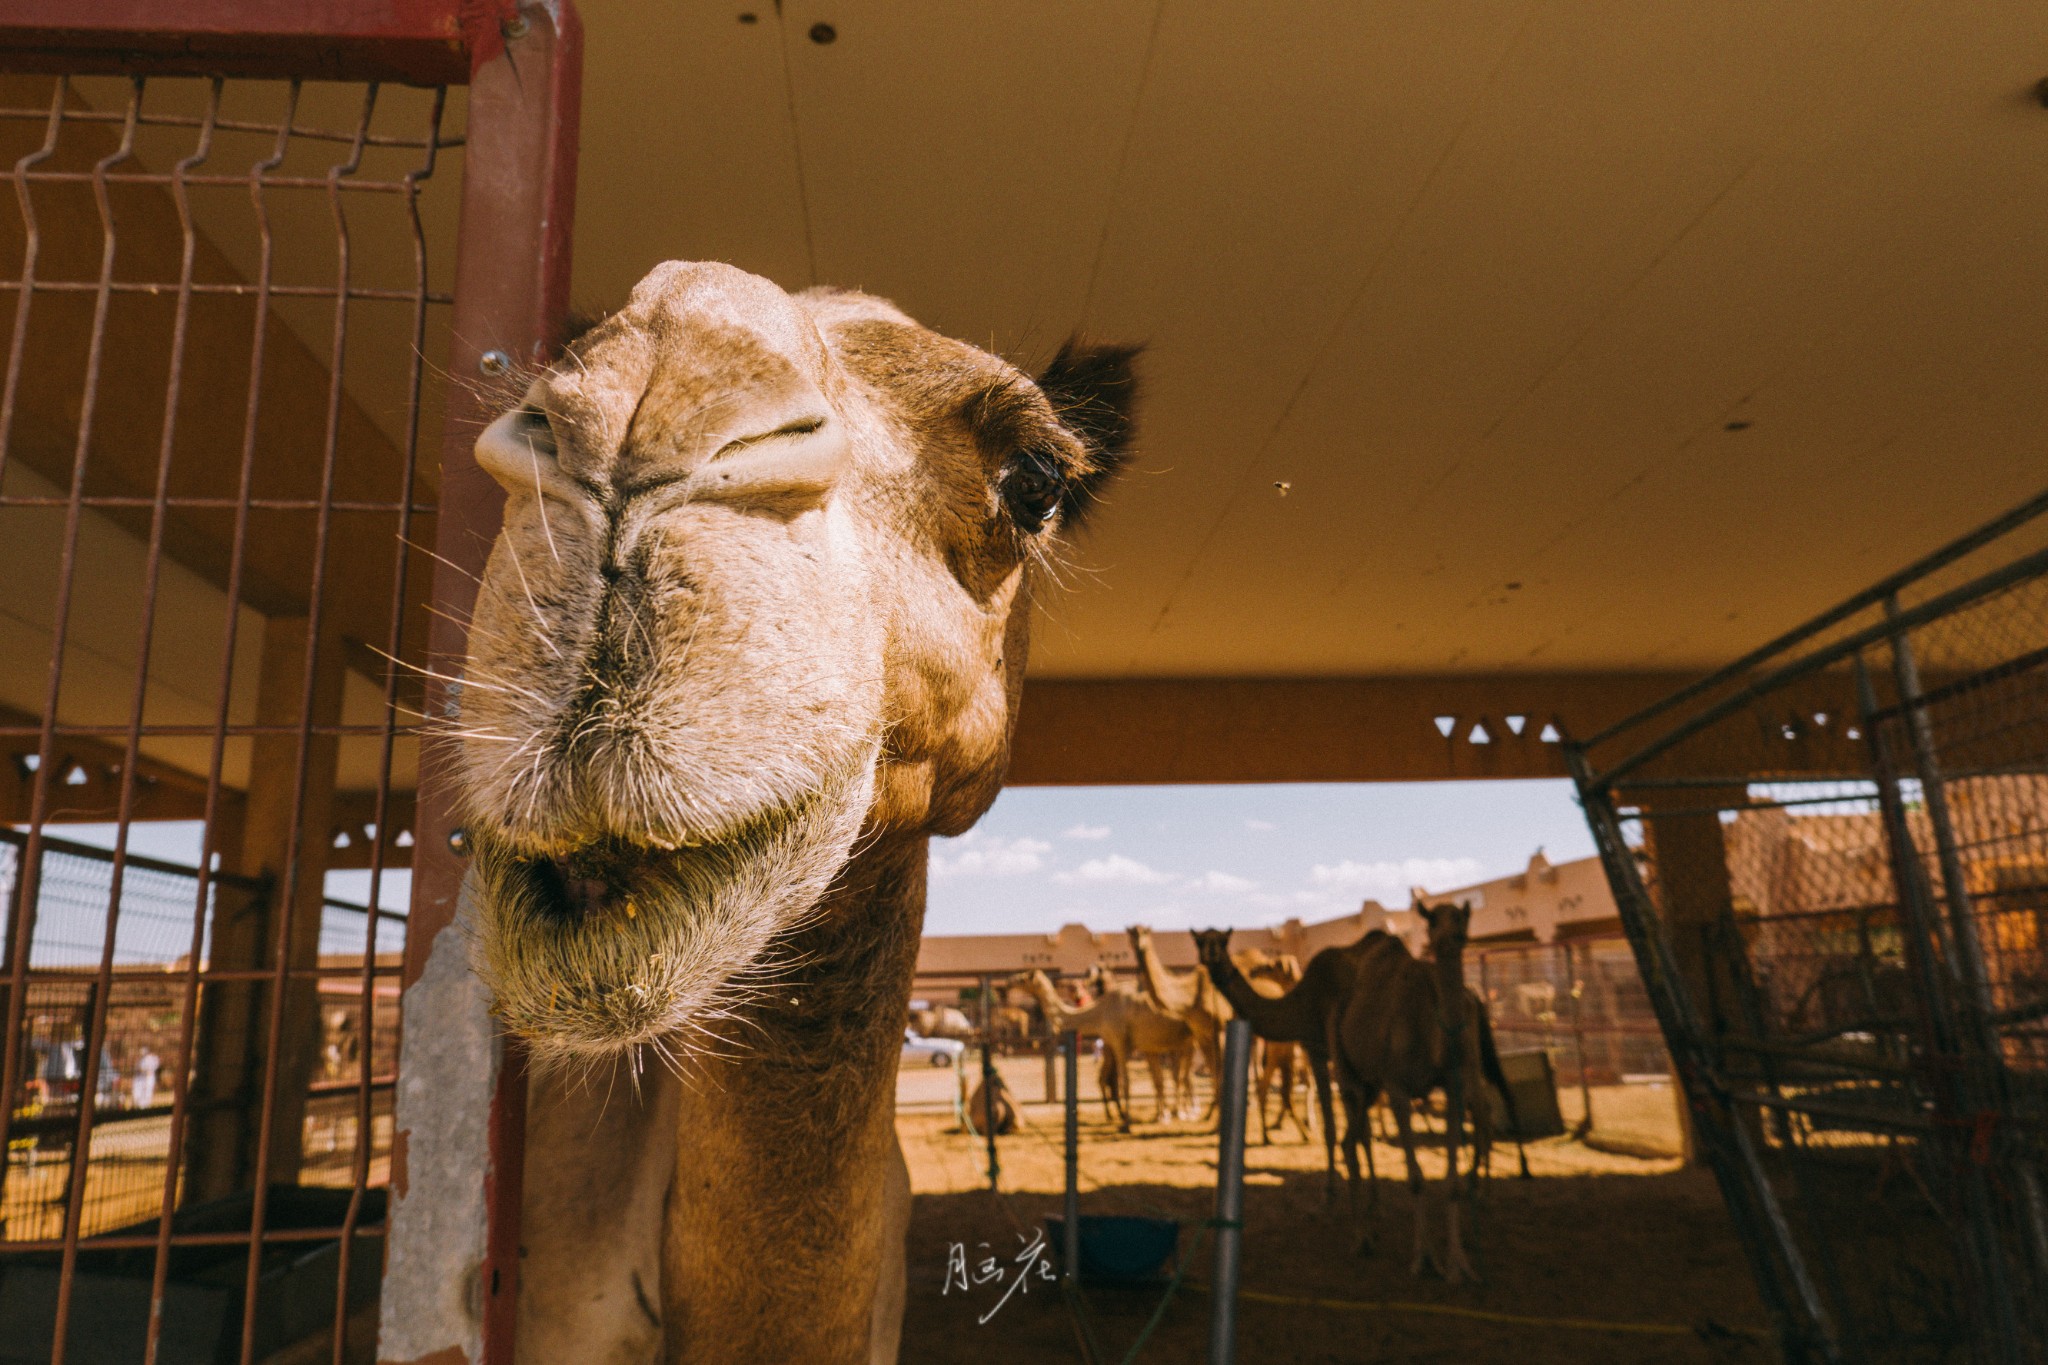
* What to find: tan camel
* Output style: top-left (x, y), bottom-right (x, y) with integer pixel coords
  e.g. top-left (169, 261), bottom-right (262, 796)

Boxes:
top-left (1194, 926), bottom-right (1404, 1201)
top-left (1010, 970), bottom-right (1191, 1129)
top-left (1330, 901), bottom-right (1529, 1282)
top-left (453, 261), bottom-right (1136, 1364)
top-left (1128, 925), bottom-right (1226, 1120)
top-left (1078, 963), bottom-right (1195, 1119)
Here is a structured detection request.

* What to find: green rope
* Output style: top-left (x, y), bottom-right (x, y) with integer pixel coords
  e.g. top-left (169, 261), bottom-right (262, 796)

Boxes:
top-left (1105, 1219), bottom-right (1208, 1365)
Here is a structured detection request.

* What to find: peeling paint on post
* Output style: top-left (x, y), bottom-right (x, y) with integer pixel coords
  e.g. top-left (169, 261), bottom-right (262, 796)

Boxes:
top-left (379, 886), bottom-right (501, 1363)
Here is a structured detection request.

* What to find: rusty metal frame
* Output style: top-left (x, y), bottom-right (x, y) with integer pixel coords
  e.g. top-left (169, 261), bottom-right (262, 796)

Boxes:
top-left (0, 6), bottom-right (579, 1364)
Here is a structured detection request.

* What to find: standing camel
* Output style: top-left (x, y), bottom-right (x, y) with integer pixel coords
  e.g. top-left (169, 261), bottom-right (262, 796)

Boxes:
top-left (1194, 927), bottom-right (1404, 1200)
top-left (445, 261), bottom-right (1137, 1364)
top-left (1010, 970), bottom-right (1190, 1129)
top-left (1128, 925), bottom-right (1225, 1120)
top-left (1244, 953), bottom-right (1313, 1144)
top-left (1331, 900), bottom-right (1528, 1282)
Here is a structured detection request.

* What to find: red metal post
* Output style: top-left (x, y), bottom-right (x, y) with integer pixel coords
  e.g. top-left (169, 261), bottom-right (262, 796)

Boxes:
top-left (380, 6), bottom-right (579, 1364)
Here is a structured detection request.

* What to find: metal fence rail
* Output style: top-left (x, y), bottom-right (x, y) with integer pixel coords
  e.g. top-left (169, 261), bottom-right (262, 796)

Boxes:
top-left (0, 61), bottom-right (452, 1365)
top-left (1570, 486), bottom-right (2048, 1364)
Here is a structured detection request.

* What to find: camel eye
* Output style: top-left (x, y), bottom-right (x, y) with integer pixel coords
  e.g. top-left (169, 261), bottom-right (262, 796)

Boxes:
top-left (515, 405), bottom-right (558, 456)
top-left (1000, 451), bottom-right (1065, 533)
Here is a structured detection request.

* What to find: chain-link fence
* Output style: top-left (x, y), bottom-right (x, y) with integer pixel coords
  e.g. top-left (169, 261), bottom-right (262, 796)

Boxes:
top-left (1571, 487), bottom-right (2048, 1364)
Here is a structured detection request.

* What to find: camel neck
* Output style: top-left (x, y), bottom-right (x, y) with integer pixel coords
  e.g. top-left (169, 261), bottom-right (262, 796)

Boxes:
top-left (660, 835), bottom-right (926, 1364)
top-left (1432, 948), bottom-right (1467, 1036)
top-left (1207, 957), bottom-right (1318, 1045)
top-left (1136, 940), bottom-right (1192, 1012)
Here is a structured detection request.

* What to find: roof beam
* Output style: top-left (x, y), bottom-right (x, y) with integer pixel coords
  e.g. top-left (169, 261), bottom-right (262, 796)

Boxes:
top-left (1007, 673), bottom-right (1868, 785)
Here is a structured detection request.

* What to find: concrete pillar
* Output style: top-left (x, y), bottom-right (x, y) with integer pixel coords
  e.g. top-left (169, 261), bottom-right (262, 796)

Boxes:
top-left (1633, 785), bottom-right (1749, 1041)
top-left (1630, 783), bottom-right (1758, 1162)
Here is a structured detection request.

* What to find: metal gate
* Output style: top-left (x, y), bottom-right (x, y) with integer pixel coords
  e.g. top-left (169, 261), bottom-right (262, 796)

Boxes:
top-left (0, 8), bottom-right (579, 1364)
top-left (1569, 488), bottom-right (2048, 1364)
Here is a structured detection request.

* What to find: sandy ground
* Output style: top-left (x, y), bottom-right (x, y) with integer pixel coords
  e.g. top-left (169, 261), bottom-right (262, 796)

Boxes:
top-left (896, 1054), bottom-right (1773, 1365)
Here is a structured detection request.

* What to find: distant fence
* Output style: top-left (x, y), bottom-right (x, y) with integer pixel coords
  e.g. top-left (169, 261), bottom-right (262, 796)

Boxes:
top-left (1, 829), bottom-right (402, 1240)
top-left (1467, 936), bottom-right (1673, 1087)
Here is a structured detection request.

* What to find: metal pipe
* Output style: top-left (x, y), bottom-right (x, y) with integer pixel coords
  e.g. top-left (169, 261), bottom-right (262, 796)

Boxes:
top-left (1881, 604), bottom-right (2031, 1360)
top-left (1884, 598), bottom-right (2000, 1038)
top-left (1062, 1029), bottom-right (1079, 1292)
top-left (1208, 1018), bottom-right (1253, 1365)
top-left (979, 972), bottom-right (999, 1190)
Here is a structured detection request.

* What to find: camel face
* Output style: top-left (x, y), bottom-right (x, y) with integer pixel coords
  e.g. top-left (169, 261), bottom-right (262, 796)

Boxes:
top-left (1417, 900), bottom-right (1473, 961)
top-left (456, 261), bottom-right (1136, 1064)
top-left (1191, 928), bottom-right (1234, 974)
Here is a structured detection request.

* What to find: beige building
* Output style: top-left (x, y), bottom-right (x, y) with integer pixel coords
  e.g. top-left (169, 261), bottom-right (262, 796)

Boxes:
top-left (913, 848), bottom-right (1622, 987)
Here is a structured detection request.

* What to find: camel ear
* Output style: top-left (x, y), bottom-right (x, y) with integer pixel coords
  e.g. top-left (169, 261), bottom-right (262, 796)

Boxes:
top-left (1039, 338), bottom-right (1140, 530)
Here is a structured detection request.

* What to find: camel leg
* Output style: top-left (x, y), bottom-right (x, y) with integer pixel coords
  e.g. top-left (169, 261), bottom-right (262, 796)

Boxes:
top-left (1144, 1053), bottom-right (1171, 1123)
top-left (1281, 1050), bottom-right (1309, 1143)
top-left (1334, 1072), bottom-right (1375, 1255)
top-left (1386, 1087), bottom-right (1436, 1279)
top-left (1441, 1072), bottom-right (1477, 1285)
top-left (1309, 1051), bottom-right (1341, 1204)
top-left (1467, 1062), bottom-right (1495, 1195)
top-left (1107, 1040), bottom-right (1135, 1131)
top-left (1199, 1026), bottom-right (1223, 1121)
top-left (1253, 1044), bottom-right (1273, 1145)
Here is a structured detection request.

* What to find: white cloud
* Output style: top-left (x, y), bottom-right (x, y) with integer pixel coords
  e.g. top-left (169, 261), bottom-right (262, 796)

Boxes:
top-left (1245, 819), bottom-right (1276, 831)
top-left (930, 832), bottom-right (1052, 878)
top-left (1062, 823), bottom-right (1111, 840)
top-left (1055, 854), bottom-right (1175, 886)
top-left (1189, 870), bottom-right (1259, 894)
top-left (1306, 856), bottom-right (1483, 907)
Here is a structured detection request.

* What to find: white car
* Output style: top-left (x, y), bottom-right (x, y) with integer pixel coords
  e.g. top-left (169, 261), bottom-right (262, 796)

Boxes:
top-left (901, 1028), bottom-right (966, 1068)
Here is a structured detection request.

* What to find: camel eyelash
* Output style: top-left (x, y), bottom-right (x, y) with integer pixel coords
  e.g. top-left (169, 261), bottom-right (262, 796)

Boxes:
top-left (999, 449), bottom-right (1068, 533)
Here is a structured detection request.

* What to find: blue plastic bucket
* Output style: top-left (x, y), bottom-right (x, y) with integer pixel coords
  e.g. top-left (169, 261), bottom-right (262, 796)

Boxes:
top-left (1043, 1214), bottom-right (1181, 1286)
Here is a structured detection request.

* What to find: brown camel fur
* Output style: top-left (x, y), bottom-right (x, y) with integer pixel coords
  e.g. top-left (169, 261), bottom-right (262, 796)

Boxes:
top-left (1194, 927), bottom-right (1405, 1200)
top-left (1330, 900), bottom-right (1529, 1283)
top-left (1244, 954), bottom-right (1313, 1144)
top-left (454, 262), bottom-right (1137, 1364)
top-left (1011, 970), bottom-right (1191, 1129)
top-left (1128, 925), bottom-right (1226, 1121)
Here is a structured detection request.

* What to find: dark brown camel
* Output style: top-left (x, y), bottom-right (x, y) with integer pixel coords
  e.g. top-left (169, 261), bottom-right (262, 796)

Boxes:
top-left (1193, 926), bottom-right (1403, 1199)
top-left (1331, 901), bottom-right (1529, 1282)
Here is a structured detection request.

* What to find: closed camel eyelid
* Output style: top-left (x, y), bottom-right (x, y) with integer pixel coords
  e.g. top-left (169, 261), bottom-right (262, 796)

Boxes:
top-left (710, 415), bottom-right (828, 460)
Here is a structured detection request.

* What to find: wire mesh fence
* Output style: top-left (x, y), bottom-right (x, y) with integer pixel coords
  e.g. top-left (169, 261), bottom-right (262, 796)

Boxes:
top-left (1469, 937), bottom-right (1673, 1086)
top-left (0, 66), bottom-right (455, 1365)
top-left (1571, 486), bottom-right (2048, 1364)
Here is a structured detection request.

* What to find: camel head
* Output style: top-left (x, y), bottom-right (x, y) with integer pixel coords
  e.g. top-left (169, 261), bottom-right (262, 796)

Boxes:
top-left (1190, 927), bottom-right (1234, 977)
top-left (454, 261), bottom-right (1138, 1065)
top-left (1414, 898), bottom-right (1473, 962)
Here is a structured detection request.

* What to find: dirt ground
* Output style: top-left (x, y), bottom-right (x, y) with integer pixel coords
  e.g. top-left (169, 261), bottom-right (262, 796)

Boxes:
top-left (896, 1055), bottom-right (1774, 1365)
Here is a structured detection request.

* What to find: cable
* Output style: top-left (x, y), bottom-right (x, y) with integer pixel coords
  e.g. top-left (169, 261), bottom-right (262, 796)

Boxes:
top-left (1183, 1283), bottom-right (1695, 1336)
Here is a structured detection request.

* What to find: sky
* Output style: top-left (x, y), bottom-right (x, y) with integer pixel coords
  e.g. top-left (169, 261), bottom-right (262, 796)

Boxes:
top-left (33, 777), bottom-right (1598, 939)
top-left (923, 779), bottom-right (1595, 937)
